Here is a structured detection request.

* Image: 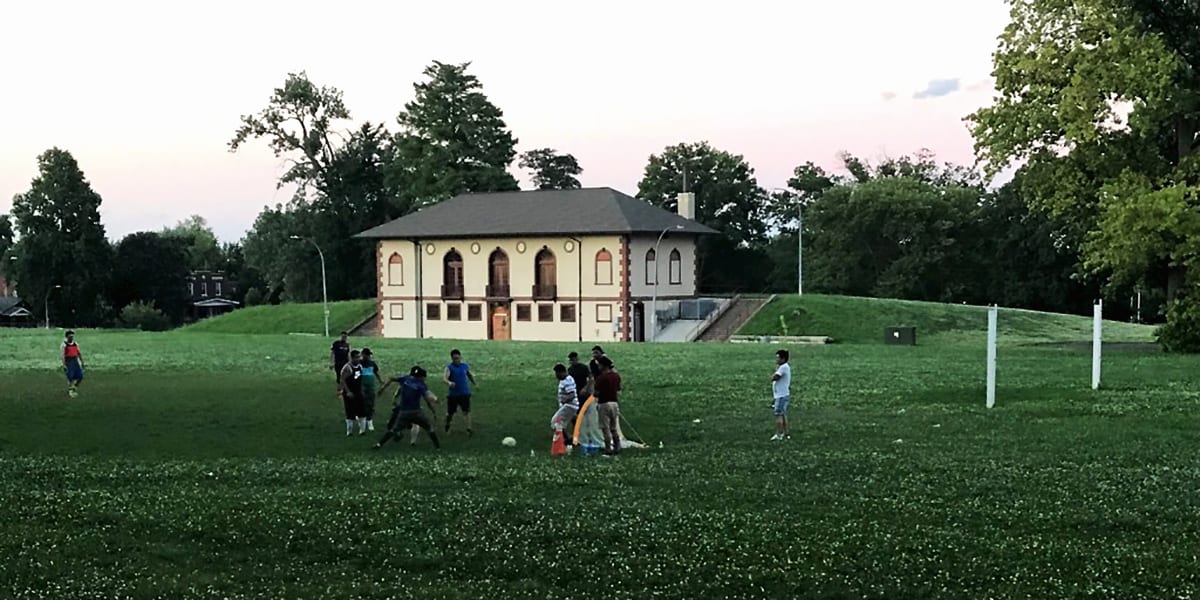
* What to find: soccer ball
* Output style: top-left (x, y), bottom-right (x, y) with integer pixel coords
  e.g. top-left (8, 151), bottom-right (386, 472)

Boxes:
top-left (502, 437), bottom-right (517, 447)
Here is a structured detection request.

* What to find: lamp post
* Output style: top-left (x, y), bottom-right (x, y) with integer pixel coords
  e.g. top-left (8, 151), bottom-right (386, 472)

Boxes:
top-left (45, 284), bottom-right (62, 329)
top-left (650, 224), bottom-right (684, 342)
top-left (289, 235), bottom-right (329, 338)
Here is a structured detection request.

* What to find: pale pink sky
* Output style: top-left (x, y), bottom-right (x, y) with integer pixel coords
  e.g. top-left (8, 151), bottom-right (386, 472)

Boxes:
top-left (0, 0), bottom-right (1010, 242)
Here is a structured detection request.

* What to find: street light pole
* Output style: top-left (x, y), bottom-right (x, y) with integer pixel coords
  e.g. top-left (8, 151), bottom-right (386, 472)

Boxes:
top-left (290, 235), bottom-right (329, 338)
top-left (650, 224), bottom-right (684, 342)
top-left (45, 284), bottom-right (62, 329)
top-left (797, 202), bottom-right (803, 296)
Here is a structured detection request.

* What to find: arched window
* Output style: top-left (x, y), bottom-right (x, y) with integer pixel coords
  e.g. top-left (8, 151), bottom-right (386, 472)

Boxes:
top-left (645, 248), bottom-right (657, 285)
top-left (442, 249), bottom-right (463, 298)
top-left (669, 248), bottom-right (682, 285)
top-left (595, 249), bottom-right (613, 285)
top-left (488, 249), bottom-right (510, 298)
top-left (534, 248), bottom-right (557, 299)
top-left (387, 253), bottom-right (404, 286)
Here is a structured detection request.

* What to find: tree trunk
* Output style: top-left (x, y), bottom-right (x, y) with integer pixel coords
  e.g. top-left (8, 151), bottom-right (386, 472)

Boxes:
top-left (1167, 266), bottom-right (1187, 302)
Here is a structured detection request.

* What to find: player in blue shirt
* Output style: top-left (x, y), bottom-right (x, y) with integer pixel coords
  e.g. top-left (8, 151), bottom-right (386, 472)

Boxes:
top-left (443, 349), bottom-right (477, 436)
top-left (373, 366), bottom-right (441, 450)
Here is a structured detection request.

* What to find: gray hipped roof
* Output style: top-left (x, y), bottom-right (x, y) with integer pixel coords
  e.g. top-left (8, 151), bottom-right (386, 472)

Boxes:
top-left (0, 297), bottom-right (31, 317)
top-left (356, 187), bottom-right (718, 240)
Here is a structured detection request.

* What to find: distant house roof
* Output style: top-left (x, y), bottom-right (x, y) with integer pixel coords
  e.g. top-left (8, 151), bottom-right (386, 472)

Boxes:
top-left (0, 297), bottom-right (32, 318)
top-left (193, 298), bottom-right (240, 308)
top-left (356, 187), bottom-right (718, 240)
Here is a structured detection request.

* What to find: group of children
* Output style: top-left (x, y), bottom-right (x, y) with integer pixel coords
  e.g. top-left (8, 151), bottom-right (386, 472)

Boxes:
top-left (552, 345), bottom-right (626, 455)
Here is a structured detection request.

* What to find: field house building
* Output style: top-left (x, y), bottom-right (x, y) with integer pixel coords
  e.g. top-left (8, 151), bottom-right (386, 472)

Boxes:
top-left (357, 188), bottom-right (722, 342)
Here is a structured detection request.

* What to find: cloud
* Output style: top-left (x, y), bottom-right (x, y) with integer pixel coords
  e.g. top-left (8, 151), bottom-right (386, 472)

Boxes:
top-left (913, 78), bottom-right (961, 99)
top-left (881, 91), bottom-right (897, 102)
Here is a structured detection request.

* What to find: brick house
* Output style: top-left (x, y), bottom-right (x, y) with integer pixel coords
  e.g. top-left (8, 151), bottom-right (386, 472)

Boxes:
top-left (187, 271), bottom-right (240, 320)
top-left (356, 187), bottom-right (721, 342)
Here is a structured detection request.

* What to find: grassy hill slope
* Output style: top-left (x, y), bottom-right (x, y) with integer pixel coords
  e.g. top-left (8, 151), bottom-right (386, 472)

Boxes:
top-left (183, 300), bottom-right (375, 335)
top-left (741, 294), bottom-right (1156, 345)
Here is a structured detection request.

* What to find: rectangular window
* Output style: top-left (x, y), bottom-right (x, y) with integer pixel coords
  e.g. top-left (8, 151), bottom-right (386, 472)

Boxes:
top-left (560, 304), bottom-right (576, 323)
top-left (215, 281), bottom-right (223, 296)
top-left (596, 304), bottom-right (613, 323)
top-left (538, 304), bottom-right (554, 322)
top-left (426, 303), bottom-right (441, 320)
top-left (468, 304), bottom-right (482, 321)
top-left (389, 303), bottom-right (404, 320)
top-left (516, 304), bottom-right (531, 322)
top-left (188, 282), bottom-right (194, 296)
top-left (201, 281), bottom-right (208, 297)
top-left (447, 303), bottom-right (462, 321)
top-left (669, 256), bottom-right (682, 285)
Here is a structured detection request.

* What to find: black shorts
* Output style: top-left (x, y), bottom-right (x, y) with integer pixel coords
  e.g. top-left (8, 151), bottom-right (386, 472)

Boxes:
top-left (334, 364), bottom-right (348, 384)
top-left (447, 395), bottom-right (471, 415)
top-left (343, 390), bottom-right (365, 419)
top-left (389, 408), bottom-right (433, 432)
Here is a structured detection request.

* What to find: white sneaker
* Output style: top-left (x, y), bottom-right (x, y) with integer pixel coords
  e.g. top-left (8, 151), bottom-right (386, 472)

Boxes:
top-left (367, 420), bottom-right (375, 432)
top-left (770, 434), bottom-right (782, 441)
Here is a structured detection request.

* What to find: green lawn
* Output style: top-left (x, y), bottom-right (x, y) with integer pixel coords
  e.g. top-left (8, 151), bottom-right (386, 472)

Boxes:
top-left (743, 294), bottom-right (1156, 345)
top-left (0, 313), bottom-right (1197, 598)
top-left (183, 300), bottom-right (375, 335)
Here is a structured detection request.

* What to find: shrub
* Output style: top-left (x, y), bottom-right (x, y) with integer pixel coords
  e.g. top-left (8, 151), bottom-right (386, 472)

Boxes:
top-left (118, 301), bottom-right (172, 332)
top-left (1156, 290), bottom-right (1200, 353)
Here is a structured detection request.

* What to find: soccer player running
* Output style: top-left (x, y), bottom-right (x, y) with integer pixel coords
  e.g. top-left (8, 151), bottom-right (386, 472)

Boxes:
top-left (770, 349), bottom-right (792, 441)
top-left (374, 366), bottom-right (441, 450)
top-left (443, 349), bottom-right (477, 436)
top-left (360, 348), bottom-right (381, 433)
top-left (339, 350), bottom-right (368, 436)
top-left (551, 363), bottom-right (580, 450)
top-left (330, 331), bottom-right (351, 400)
top-left (594, 356), bottom-right (622, 455)
top-left (62, 330), bottom-right (85, 398)
top-left (566, 351), bottom-right (591, 446)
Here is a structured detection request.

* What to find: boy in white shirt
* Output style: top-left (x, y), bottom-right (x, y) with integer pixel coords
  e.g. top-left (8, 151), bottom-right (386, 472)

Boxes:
top-left (771, 349), bottom-right (792, 441)
top-left (551, 363), bottom-right (579, 446)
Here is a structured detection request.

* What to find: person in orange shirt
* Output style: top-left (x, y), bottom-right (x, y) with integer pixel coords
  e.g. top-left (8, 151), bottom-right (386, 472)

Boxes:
top-left (62, 330), bottom-right (85, 398)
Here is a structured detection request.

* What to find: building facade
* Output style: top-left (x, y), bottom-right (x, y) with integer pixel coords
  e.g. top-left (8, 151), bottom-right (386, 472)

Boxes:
top-left (186, 271), bottom-right (240, 320)
top-left (359, 188), bottom-right (715, 342)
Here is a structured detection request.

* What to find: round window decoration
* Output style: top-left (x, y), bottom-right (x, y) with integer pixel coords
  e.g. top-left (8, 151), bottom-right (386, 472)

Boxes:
top-left (470, 242), bottom-right (481, 255)
top-left (564, 240), bottom-right (576, 253)
top-left (425, 243), bottom-right (436, 255)
top-left (516, 241), bottom-right (527, 254)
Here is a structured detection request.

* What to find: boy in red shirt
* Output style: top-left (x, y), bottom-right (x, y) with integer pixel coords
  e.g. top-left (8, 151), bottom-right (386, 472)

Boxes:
top-left (62, 330), bottom-right (85, 398)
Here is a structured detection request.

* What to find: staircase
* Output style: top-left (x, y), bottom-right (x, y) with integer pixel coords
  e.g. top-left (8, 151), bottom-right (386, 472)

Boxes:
top-left (348, 311), bottom-right (380, 337)
top-left (694, 295), bottom-right (773, 342)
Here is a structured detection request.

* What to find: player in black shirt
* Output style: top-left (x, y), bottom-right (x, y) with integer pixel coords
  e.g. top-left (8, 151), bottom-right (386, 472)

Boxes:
top-left (565, 351), bottom-right (592, 446)
top-left (331, 331), bottom-right (351, 395)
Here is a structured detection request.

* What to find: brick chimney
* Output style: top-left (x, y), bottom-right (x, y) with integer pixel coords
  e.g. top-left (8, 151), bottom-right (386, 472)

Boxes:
top-left (676, 192), bottom-right (696, 220)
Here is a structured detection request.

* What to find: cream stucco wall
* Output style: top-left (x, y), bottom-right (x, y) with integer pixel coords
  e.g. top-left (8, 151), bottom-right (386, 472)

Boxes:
top-left (627, 235), bottom-right (698, 299)
top-left (377, 235), bottom-right (637, 341)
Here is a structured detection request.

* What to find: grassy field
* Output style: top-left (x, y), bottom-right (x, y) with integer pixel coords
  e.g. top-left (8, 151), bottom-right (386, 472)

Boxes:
top-left (183, 300), bottom-right (375, 335)
top-left (1, 298), bottom-right (1198, 598)
top-left (743, 294), bottom-right (1155, 345)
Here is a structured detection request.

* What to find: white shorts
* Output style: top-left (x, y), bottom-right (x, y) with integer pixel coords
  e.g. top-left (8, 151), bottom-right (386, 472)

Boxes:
top-left (551, 404), bottom-right (579, 431)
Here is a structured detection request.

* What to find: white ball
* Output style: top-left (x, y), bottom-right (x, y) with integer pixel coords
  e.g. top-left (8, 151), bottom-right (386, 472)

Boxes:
top-left (502, 437), bottom-right (517, 447)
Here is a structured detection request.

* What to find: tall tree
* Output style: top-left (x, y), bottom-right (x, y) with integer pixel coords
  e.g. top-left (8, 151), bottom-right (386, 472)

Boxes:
top-left (161, 215), bottom-right (223, 271)
top-left (388, 61), bottom-right (519, 209)
top-left (0, 214), bottom-right (13, 282)
top-left (231, 73), bottom-right (398, 301)
top-left (968, 0), bottom-right (1200, 305)
top-left (229, 72), bottom-right (352, 197)
top-left (637, 141), bottom-right (771, 292)
top-left (10, 149), bottom-right (114, 326)
top-left (637, 141), bottom-right (767, 247)
top-left (519, 148), bottom-right (583, 190)
top-left (111, 232), bottom-right (192, 323)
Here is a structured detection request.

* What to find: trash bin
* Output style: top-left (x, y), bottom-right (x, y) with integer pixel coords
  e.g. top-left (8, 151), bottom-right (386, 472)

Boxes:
top-left (885, 326), bottom-right (916, 346)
